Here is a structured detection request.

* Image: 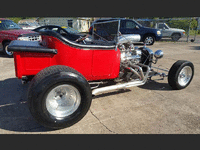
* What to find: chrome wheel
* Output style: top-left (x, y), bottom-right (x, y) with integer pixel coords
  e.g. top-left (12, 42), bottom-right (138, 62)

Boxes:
top-left (178, 66), bottom-right (192, 86)
top-left (46, 84), bottom-right (81, 119)
top-left (144, 36), bottom-right (154, 45)
top-left (5, 45), bottom-right (13, 56)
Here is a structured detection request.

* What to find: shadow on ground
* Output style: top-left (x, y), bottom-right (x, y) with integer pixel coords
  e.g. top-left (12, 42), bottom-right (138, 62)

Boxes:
top-left (0, 52), bottom-right (10, 58)
top-left (0, 78), bottom-right (53, 132)
top-left (159, 38), bottom-right (188, 43)
top-left (189, 46), bottom-right (200, 50)
top-left (93, 79), bottom-right (172, 100)
top-left (138, 79), bottom-right (172, 91)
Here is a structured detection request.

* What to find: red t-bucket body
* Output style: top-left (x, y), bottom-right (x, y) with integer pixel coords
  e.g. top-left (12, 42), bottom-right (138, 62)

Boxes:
top-left (9, 31), bottom-right (121, 81)
top-left (6, 20), bottom-right (194, 130)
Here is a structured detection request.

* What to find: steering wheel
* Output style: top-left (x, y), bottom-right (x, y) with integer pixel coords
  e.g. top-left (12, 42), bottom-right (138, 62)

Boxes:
top-left (76, 36), bottom-right (86, 44)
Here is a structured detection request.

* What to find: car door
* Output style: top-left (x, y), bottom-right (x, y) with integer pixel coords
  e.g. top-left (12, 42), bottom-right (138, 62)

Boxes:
top-left (0, 23), bottom-right (6, 50)
top-left (158, 23), bottom-right (170, 37)
top-left (120, 20), bottom-right (140, 35)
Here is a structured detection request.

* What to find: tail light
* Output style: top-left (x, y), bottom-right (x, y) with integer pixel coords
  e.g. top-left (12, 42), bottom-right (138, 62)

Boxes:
top-left (89, 26), bottom-right (92, 32)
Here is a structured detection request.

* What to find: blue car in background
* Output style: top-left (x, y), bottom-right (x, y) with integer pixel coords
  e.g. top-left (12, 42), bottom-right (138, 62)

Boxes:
top-left (90, 18), bottom-right (162, 45)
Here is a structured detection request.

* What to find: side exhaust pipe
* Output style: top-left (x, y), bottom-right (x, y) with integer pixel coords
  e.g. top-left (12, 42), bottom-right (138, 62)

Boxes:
top-left (92, 64), bottom-right (150, 96)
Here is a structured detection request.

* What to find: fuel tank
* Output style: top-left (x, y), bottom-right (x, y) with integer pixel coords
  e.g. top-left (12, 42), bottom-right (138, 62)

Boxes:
top-left (118, 34), bottom-right (141, 44)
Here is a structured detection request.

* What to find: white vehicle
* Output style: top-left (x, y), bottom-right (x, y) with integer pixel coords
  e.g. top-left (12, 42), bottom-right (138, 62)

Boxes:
top-left (155, 23), bottom-right (185, 41)
top-left (18, 20), bottom-right (40, 30)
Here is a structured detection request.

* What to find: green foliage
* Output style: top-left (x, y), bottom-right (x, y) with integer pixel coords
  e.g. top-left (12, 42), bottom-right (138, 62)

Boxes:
top-left (189, 30), bottom-right (200, 35)
top-left (167, 19), bottom-right (190, 31)
top-left (7, 17), bottom-right (23, 23)
top-left (190, 19), bottom-right (198, 29)
top-left (167, 18), bottom-right (198, 33)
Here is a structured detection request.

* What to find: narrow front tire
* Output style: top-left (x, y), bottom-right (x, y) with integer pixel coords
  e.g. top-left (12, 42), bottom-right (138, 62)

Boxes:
top-left (168, 60), bottom-right (194, 90)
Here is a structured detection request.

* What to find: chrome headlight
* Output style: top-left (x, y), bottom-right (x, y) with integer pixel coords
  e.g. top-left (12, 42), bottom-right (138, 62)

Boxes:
top-left (157, 30), bottom-right (161, 35)
top-left (17, 35), bottom-right (42, 41)
top-left (154, 50), bottom-right (163, 59)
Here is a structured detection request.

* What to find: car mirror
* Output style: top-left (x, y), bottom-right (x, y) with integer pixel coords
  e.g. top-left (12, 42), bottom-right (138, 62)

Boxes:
top-left (135, 25), bottom-right (139, 29)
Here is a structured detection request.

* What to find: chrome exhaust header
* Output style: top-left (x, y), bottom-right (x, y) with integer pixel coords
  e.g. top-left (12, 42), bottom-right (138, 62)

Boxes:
top-left (92, 64), bottom-right (150, 95)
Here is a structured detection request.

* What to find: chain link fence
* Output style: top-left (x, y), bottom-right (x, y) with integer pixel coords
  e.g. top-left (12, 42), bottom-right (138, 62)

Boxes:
top-left (136, 17), bottom-right (200, 43)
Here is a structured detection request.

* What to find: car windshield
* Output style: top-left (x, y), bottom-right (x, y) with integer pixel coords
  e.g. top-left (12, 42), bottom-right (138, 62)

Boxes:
top-left (92, 20), bottom-right (119, 44)
top-left (62, 27), bottom-right (80, 34)
top-left (0, 20), bottom-right (21, 30)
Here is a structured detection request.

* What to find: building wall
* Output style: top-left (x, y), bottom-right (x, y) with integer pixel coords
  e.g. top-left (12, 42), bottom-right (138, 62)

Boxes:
top-left (38, 17), bottom-right (91, 32)
top-left (79, 20), bottom-right (91, 32)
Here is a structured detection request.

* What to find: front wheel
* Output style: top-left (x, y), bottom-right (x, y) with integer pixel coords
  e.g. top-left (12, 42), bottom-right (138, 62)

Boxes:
top-left (168, 60), bottom-right (194, 90)
top-left (143, 35), bottom-right (155, 45)
top-left (28, 65), bottom-right (92, 129)
top-left (171, 33), bottom-right (181, 41)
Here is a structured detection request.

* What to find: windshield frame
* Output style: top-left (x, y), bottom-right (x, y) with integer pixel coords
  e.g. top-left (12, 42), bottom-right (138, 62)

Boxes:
top-left (91, 20), bottom-right (120, 45)
top-left (164, 23), bottom-right (170, 29)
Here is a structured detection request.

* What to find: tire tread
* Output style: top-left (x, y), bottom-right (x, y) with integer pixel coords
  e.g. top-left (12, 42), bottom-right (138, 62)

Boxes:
top-left (27, 65), bottom-right (92, 129)
top-left (168, 60), bottom-right (194, 90)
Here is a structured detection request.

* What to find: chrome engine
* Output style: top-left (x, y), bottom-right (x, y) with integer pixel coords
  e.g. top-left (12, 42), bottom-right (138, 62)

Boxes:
top-left (119, 43), bottom-right (142, 64)
top-left (92, 34), bottom-right (164, 95)
top-left (117, 34), bottom-right (152, 81)
top-left (118, 34), bottom-right (142, 64)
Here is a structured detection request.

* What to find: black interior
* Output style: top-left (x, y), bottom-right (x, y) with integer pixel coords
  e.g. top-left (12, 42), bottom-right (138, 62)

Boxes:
top-left (7, 30), bottom-right (117, 54)
top-left (33, 25), bottom-right (85, 41)
top-left (7, 40), bottom-right (57, 54)
top-left (39, 30), bottom-right (116, 50)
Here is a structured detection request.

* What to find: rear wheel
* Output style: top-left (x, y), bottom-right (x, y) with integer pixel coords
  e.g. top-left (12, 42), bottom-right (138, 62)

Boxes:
top-left (168, 60), bottom-right (194, 90)
top-left (28, 65), bottom-right (92, 129)
top-left (3, 41), bottom-right (13, 57)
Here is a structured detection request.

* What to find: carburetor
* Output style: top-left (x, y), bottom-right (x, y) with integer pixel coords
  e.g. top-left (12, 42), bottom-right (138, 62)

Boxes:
top-left (119, 42), bottom-right (142, 64)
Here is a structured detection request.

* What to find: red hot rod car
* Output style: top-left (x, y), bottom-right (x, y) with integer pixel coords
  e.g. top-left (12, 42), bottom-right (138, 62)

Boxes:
top-left (7, 20), bottom-right (194, 129)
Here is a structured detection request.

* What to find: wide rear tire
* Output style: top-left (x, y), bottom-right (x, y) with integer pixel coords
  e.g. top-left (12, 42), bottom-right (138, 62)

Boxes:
top-left (27, 65), bottom-right (92, 129)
